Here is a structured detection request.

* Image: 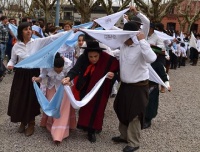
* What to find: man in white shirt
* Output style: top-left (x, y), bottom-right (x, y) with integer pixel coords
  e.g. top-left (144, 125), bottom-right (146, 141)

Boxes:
top-left (112, 21), bottom-right (156, 152)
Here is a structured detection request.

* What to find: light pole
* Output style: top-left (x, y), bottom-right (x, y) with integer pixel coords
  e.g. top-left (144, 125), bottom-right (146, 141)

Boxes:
top-left (68, 0), bottom-right (74, 25)
top-left (55, 0), bottom-right (60, 27)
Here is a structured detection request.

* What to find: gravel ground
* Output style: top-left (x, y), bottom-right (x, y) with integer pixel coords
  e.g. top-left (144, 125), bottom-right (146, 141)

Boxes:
top-left (0, 60), bottom-right (200, 152)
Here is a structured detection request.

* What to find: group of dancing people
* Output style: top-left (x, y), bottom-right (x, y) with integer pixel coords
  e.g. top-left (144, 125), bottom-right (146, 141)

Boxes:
top-left (5, 6), bottom-right (199, 152)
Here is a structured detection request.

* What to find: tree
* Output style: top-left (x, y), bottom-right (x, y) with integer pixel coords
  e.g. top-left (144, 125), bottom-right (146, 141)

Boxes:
top-left (133, 0), bottom-right (185, 23)
top-left (98, 0), bottom-right (131, 15)
top-left (29, 0), bottom-right (57, 23)
top-left (175, 0), bottom-right (200, 33)
top-left (98, 0), bottom-right (113, 15)
top-left (0, 0), bottom-right (28, 19)
top-left (116, 0), bottom-right (132, 12)
top-left (70, 0), bottom-right (101, 23)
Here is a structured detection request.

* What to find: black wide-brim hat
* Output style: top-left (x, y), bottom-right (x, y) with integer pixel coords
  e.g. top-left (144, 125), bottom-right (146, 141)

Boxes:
top-left (123, 21), bottom-right (139, 31)
top-left (131, 16), bottom-right (143, 25)
top-left (81, 41), bottom-right (106, 51)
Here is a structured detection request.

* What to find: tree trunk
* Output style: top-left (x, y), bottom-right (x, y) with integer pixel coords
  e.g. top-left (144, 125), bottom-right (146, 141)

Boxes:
top-left (45, 9), bottom-right (52, 23)
top-left (187, 23), bottom-right (192, 33)
top-left (81, 12), bottom-right (91, 23)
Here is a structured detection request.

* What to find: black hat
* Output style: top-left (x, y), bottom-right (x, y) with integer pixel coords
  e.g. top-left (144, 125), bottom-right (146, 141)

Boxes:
top-left (177, 38), bottom-right (181, 42)
top-left (123, 21), bottom-right (139, 31)
top-left (151, 45), bottom-right (164, 55)
top-left (180, 43), bottom-right (185, 47)
top-left (131, 16), bottom-right (142, 25)
top-left (155, 23), bottom-right (164, 31)
top-left (183, 37), bottom-right (189, 42)
top-left (150, 23), bottom-right (155, 29)
top-left (81, 41), bottom-right (106, 51)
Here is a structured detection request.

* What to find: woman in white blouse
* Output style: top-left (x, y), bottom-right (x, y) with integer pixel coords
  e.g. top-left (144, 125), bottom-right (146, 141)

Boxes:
top-left (7, 22), bottom-right (69, 137)
top-left (32, 53), bottom-right (76, 145)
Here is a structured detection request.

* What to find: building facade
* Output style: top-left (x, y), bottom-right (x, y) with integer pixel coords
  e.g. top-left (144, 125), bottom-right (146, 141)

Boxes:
top-left (161, 0), bottom-right (200, 34)
top-left (0, 5), bottom-right (24, 25)
top-left (60, 3), bottom-right (199, 34)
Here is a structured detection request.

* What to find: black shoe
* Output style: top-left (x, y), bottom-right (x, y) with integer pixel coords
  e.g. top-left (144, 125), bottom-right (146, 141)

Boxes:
top-left (143, 121), bottom-right (151, 129)
top-left (123, 145), bottom-right (139, 152)
top-left (112, 136), bottom-right (128, 143)
top-left (88, 133), bottom-right (96, 143)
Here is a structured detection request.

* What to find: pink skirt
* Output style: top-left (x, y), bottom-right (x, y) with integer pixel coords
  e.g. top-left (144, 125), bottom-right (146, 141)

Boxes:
top-left (40, 87), bottom-right (76, 142)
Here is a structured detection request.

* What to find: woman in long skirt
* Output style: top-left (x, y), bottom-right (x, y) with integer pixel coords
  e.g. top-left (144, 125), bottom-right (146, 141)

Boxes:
top-left (33, 53), bottom-right (76, 144)
top-left (7, 22), bottom-right (70, 136)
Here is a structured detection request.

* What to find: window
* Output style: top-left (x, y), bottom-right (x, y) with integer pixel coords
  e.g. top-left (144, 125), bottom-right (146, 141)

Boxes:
top-left (190, 23), bottom-right (198, 34)
top-left (167, 22), bottom-right (176, 32)
top-left (64, 12), bottom-right (71, 20)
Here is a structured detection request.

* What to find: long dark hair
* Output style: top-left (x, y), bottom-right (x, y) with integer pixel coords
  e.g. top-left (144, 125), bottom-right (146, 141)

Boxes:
top-left (17, 22), bottom-right (31, 42)
top-left (54, 52), bottom-right (64, 68)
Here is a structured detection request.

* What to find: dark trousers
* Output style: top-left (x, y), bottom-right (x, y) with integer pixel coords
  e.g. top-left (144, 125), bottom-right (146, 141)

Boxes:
top-left (0, 54), bottom-right (6, 77)
top-left (145, 86), bottom-right (159, 122)
top-left (177, 56), bottom-right (182, 67)
top-left (170, 53), bottom-right (178, 69)
top-left (6, 44), bottom-right (13, 61)
top-left (190, 47), bottom-right (199, 60)
top-left (181, 57), bottom-right (186, 66)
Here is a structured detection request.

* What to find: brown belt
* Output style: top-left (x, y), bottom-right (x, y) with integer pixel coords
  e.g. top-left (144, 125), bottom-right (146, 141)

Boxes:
top-left (122, 80), bottom-right (149, 86)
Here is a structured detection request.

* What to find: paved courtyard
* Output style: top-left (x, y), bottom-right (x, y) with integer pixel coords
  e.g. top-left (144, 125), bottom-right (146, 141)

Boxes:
top-left (0, 61), bottom-right (200, 152)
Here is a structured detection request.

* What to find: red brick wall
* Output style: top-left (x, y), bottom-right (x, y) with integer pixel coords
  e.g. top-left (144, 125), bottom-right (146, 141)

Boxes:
top-left (161, 0), bottom-right (200, 34)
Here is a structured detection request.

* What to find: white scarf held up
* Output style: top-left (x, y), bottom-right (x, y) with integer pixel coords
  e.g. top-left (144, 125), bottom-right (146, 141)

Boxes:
top-left (94, 8), bottom-right (129, 30)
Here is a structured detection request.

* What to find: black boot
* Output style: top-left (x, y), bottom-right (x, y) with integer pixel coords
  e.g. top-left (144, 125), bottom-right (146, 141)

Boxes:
top-left (143, 119), bottom-right (151, 129)
top-left (18, 122), bottom-right (27, 133)
top-left (88, 132), bottom-right (96, 143)
top-left (25, 120), bottom-right (35, 136)
top-left (191, 59), bottom-right (197, 66)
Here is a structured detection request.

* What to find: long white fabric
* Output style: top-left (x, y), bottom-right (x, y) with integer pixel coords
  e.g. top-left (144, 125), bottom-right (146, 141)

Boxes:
top-left (80, 29), bottom-right (168, 89)
top-left (64, 75), bottom-right (107, 109)
top-left (80, 29), bottom-right (139, 49)
top-left (154, 30), bottom-right (174, 40)
top-left (94, 8), bottom-right (129, 30)
top-left (34, 69), bottom-right (168, 118)
top-left (66, 70), bottom-right (168, 110)
top-left (148, 64), bottom-right (168, 89)
top-left (189, 32), bottom-right (197, 50)
top-left (180, 31), bottom-right (185, 42)
top-left (33, 74), bottom-right (107, 119)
